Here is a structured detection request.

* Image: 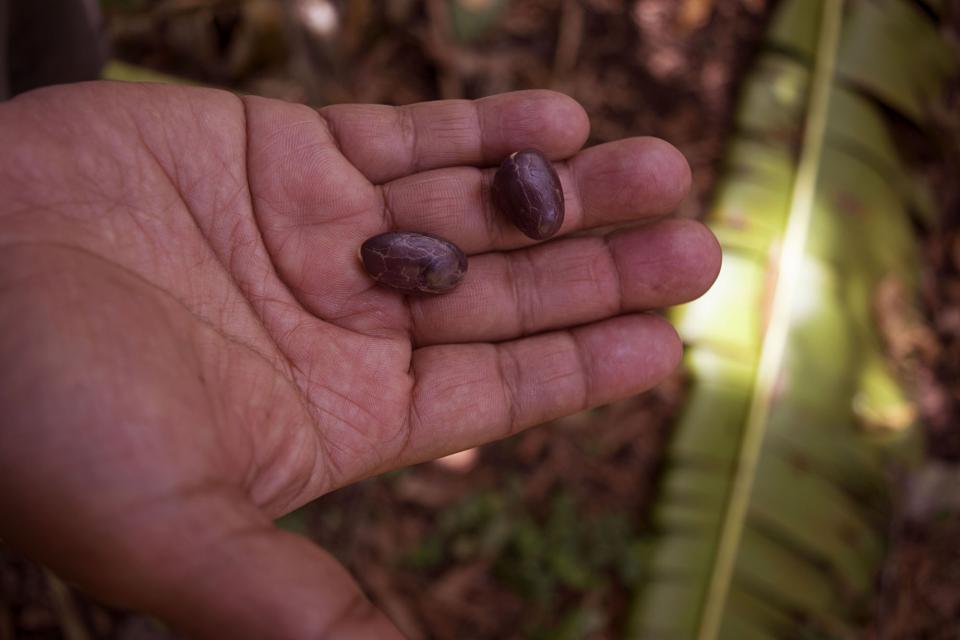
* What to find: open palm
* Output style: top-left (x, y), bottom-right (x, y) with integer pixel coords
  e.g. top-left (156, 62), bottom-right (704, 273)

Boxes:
top-left (0, 82), bottom-right (719, 638)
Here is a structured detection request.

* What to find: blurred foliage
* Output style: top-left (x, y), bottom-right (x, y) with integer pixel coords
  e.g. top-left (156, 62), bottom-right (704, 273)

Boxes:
top-left (102, 59), bottom-right (193, 84)
top-left (401, 482), bottom-right (643, 636)
top-left (630, 1), bottom-right (957, 639)
top-left (100, 0), bottom-right (149, 10)
top-left (450, 0), bottom-right (511, 43)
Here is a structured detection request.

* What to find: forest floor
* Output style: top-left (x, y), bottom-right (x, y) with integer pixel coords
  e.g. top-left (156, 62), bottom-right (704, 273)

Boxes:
top-left (2, 1), bottom-right (959, 638)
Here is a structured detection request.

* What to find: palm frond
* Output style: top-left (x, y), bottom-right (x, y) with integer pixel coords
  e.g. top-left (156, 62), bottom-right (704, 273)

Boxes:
top-left (628, 1), bottom-right (957, 638)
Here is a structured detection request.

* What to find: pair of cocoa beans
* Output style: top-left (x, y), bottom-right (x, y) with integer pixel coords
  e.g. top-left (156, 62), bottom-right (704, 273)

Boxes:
top-left (360, 149), bottom-right (564, 295)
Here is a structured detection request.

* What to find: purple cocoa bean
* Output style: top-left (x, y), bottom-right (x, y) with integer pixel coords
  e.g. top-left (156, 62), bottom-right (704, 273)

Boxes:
top-left (492, 149), bottom-right (565, 240)
top-left (360, 231), bottom-right (467, 294)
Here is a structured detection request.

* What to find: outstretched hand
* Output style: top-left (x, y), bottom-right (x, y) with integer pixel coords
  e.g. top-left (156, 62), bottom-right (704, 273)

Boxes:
top-left (0, 83), bottom-right (720, 638)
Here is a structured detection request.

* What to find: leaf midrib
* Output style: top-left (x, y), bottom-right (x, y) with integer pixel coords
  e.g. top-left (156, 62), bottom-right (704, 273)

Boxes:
top-left (694, 1), bottom-right (847, 638)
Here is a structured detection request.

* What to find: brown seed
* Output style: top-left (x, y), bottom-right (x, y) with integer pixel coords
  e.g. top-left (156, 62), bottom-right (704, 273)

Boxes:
top-left (360, 231), bottom-right (467, 294)
top-left (492, 149), bottom-right (565, 240)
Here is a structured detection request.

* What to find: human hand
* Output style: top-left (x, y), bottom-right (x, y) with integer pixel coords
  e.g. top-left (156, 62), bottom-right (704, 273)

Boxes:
top-left (0, 82), bottom-right (720, 638)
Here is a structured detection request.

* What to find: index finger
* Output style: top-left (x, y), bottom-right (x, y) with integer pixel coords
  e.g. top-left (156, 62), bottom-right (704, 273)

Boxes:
top-left (319, 90), bottom-right (590, 184)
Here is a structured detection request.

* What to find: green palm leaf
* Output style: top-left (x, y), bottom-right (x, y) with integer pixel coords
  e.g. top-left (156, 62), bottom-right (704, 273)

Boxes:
top-left (628, 1), bottom-right (956, 638)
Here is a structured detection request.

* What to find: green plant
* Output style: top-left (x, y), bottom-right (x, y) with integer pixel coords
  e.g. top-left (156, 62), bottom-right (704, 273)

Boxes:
top-left (403, 484), bottom-right (641, 634)
top-left (628, 1), bottom-right (957, 638)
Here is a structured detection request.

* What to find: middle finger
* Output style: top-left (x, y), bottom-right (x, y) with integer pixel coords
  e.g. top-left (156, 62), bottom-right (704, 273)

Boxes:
top-left (379, 137), bottom-right (691, 255)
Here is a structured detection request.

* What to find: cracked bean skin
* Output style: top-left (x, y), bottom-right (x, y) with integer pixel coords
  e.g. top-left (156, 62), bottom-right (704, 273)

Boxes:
top-left (492, 148), bottom-right (565, 240)
top-left (360, 231), bottom-right (468, 294)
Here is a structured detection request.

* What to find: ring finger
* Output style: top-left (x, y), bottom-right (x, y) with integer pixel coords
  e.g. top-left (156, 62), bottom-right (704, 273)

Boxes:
top-left (409, 218), bottom-right (721, 346)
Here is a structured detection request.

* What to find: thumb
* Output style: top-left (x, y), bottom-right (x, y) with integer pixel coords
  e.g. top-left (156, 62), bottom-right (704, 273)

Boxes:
top-left (55, 490), bottom-right (404, 640)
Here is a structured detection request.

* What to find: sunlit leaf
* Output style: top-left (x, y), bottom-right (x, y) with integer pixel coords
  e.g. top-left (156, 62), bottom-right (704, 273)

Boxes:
top-left (628, 0), bottom-right (955, 638)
